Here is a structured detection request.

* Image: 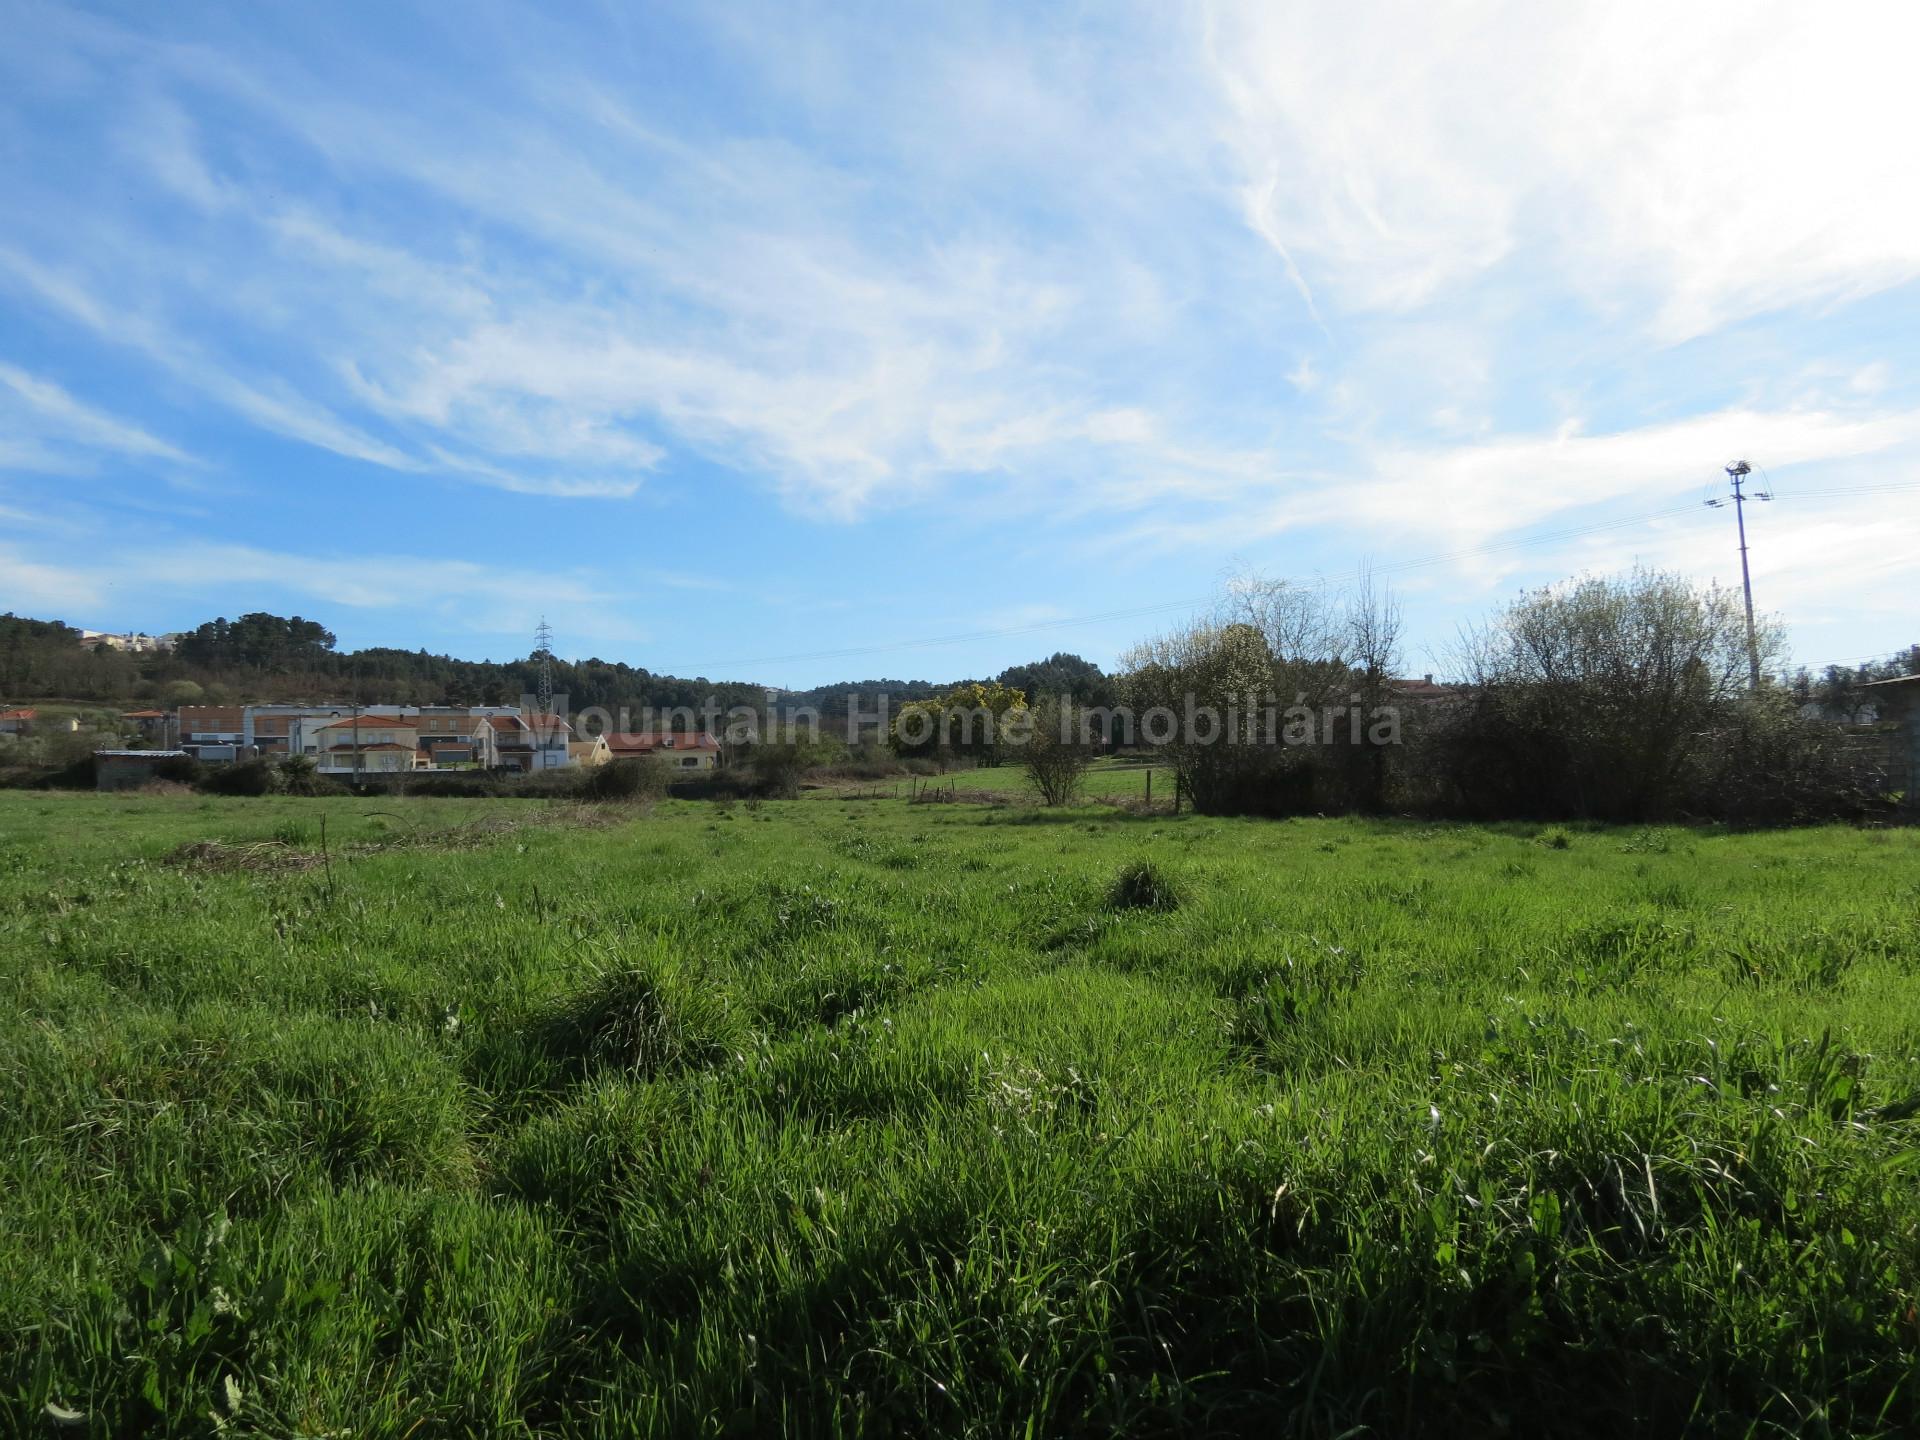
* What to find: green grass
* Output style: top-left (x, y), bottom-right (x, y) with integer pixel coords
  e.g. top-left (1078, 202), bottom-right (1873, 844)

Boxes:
top-left (3, 791), bottom-right (1919, 1436)
top-left (929, 754), bottom-right (1162, 801)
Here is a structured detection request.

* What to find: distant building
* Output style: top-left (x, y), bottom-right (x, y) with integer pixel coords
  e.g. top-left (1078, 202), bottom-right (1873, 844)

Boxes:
top-left (95, 749), bottom-right (192, 790)
top-left (176, 705), bottom-right (248, 762)
top-left (0, 708), bottom-right (38, 736)
top-left (169, 702), bottom-right (529, 770)
top-left (122, 709), bottom-right (172, 741)
top-left (314, 715), bottom-right (419, 775)
top-left (569, 734), bottom-right (612, 767)
top-left (489, 711), bottom-right (575, 772)
top-left (605, 731), bottom-right (722, 770)
top-left (77, 629), bottom-right (178, 654)
top-left (1389, 675), bottom-right (1459, 703)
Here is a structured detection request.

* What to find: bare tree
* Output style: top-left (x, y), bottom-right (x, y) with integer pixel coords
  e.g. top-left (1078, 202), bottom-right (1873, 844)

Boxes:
top-left (1020, 698), bottom-right (1092, 805)
top-left (1344, 568), bottom-right (1403, 809)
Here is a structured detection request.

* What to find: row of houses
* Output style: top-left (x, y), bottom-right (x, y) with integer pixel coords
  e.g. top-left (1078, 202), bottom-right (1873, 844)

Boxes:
top-left (0, 708), bottom-right (74, 736)
top-left (148, 703), bottom-right (721, 779)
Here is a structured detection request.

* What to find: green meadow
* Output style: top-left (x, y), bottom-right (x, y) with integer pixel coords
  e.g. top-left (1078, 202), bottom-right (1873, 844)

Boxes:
top-left (3, 789), bottom-right (1919, 1437)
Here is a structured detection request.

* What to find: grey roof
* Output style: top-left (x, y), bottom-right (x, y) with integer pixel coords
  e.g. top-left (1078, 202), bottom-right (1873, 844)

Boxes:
top-left (1861, 674), bottom-right (1920, 688)
top-left (94, 749), bottom-right (192, 758)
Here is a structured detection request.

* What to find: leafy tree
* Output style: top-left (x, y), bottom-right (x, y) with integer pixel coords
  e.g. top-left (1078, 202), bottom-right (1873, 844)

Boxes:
top-left (996, 653), bottom-right (1113, 709)
top-left (1119, 620), bottom-right (1281, 813)
top-left (1788, 647), bottom-right (1920, 723)
top-left (174, 613), bottom-right (336, 671)
top-left (889, 681), bottom-right (1029, 764)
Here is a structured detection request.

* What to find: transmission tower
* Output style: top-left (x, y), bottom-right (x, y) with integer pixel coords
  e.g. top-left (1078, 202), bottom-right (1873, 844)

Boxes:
top-left (1704, 460), bottom-right (1771, 689)
top-left (533, 617), bottom-right (556, 716)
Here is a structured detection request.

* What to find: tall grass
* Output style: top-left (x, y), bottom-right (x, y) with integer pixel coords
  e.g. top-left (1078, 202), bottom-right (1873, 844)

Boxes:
top-left (2, 790), bottom-right (1918, 1435)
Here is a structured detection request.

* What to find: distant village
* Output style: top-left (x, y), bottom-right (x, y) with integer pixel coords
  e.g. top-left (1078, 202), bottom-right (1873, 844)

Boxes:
top-left (0, 701), bottom-right (721, 791)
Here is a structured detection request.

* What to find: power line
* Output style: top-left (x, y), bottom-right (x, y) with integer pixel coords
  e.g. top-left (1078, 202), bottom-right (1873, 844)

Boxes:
top-left (658, 481), bottom-right (1917, 675)
top-left (669, 503), bottom-right (1708, 672)
top-left (1792, 646), bottom-right (1919, 672)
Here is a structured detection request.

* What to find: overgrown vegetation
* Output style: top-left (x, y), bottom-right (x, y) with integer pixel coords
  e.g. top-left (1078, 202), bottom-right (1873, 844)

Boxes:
top-left (1117, 568), bottom-right (1905, 823)
top-left (4, 789), bottom-right (1918, 1435)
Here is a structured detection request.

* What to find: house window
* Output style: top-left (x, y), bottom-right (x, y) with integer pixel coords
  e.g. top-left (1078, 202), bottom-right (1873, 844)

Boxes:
top-left (682, 757), bottom-right (699, 767)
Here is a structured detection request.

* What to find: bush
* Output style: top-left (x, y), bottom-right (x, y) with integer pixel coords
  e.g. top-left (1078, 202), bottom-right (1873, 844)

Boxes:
top-left (402, 772), bottom-right (508, 798)
top-left (506, 768), bottom-right (591, 800)
top-left (585, 758), bottom-right (665, 803)
top-left (151, 755), bottom-right (205, 786)
top-left (1685, 690), bottom-right (1898, 824)
top-left (1020, 699), bottom-right (1093, 805)
top-left (668, 770), bottom-right (769, 801)
top-left (41, 754), bottom-right (98, 790)
top-left (278, 754), bottom-right (337, 797)
top-left (199, 758), bottom-right (286, 797)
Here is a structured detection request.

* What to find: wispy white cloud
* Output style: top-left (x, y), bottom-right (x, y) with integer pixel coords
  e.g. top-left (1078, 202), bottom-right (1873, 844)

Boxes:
top-left (1082, 401), bottom-right (1920, 575)
top-left (1207, 0), bottom-right (1920, 338)
top-left (0, 9), bottom-right (1277, 522)
top-left (0, 537), bottom-right (724, 651)
top-left (0, 359), bottom-right (192, 472)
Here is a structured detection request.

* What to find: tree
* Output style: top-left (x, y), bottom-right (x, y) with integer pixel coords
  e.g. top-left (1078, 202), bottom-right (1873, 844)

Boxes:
top-left (1789, 647), bottom-right (1920, 723)
top-left (1119, 620), bottom-right (1281, 812)
top-left (889, 681), bottom-right (1029, 764)
top-left (1020, 698), bottom-right (1093, 805)
top-left (996, 653), bottom-right (1113, 709)
top-left (1342, 570), bottom-right (1403, 811)
top-left (1445, 568), bottom-right (1770, 820)
top-left (174, 613), bottom-right (336, 671)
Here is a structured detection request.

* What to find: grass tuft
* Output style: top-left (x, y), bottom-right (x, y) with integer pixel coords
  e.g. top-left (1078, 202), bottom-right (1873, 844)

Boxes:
top-left (541, 954), bottom-right (743, 1079)
top-left (1106, 856), bottom-right (1186, 912)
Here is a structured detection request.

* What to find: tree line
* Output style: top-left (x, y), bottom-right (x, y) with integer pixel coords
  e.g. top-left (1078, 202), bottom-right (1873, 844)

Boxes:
top-left (0, 611), bottom-right (1119, 724)
top-left (1096, 570), bottom-right (1907, 823)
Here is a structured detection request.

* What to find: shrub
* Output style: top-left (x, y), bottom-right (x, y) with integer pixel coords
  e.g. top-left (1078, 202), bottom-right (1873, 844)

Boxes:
top-left (40, 754), bottom-right (98, 790)
top-left (200, 758), bottom-right (286, 797)
top-left (585, 758), bottom-right (665, 803)
top-left (507, 768), bottom-right (591, 800)
top-left (151, 754), bottom-right (205, 787)
top-left (277, 754), bottom-right (335, 797)
top-left (746, 740), bottom-right (827, 798)
top-left (1021, 699), bottom-right (1093, 806)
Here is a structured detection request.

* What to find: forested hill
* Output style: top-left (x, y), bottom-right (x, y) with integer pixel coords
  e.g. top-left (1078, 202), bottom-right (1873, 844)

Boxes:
top-left (0, 611), bottom-right (1116, 720)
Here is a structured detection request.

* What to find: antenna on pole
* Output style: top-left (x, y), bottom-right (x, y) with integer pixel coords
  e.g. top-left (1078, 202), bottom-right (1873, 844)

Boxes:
top-left (533, 617), bottom-right (556, 717)
top-left (1704, 460), bottom-right (1769, 689)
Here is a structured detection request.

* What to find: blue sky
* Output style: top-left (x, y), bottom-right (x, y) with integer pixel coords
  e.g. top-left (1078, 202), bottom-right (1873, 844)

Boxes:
top-left (2, 0), bottom-right (1917, 687)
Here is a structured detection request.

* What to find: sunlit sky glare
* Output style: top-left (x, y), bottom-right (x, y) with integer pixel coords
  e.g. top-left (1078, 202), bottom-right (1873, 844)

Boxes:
top-left (3, 1), bottom-right (1918, 685)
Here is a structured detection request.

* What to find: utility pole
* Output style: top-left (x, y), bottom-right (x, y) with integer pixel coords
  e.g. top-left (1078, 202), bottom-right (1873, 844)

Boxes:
top-left (532, 618), bottom-right (557, 772)
top-left (1705, 459), bottom-right (1770, 689)
top-left (534, 617), bottom-right (555, 718)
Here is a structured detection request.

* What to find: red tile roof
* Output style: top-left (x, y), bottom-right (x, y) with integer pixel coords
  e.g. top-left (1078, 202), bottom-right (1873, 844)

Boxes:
top-left (606, 730), bottom-right (721, 753)
top-left (0, 708), bottom-right (37, 721)
top-left (1389, 677), bottom-right (1459, 701)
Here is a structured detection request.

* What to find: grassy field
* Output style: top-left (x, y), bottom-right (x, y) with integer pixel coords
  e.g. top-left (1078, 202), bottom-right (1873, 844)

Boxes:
top-left (3, 790), bottom-right (1919, 1436)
